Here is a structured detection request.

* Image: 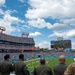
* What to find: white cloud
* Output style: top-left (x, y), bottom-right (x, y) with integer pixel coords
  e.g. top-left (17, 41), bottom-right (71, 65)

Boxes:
top-left (28, 18), bottom-right (52, 29)
top-left (19, 0), bottom-right (25, 3)
top-left (0, 9), bottom-right (17, 15)
top-left (51, 23), bottom-right (68, 31)
top-left (25, 0), bottom-right (75, 34)
top-left (51, 18), bottom-right (75, 31)
top-left (28, 18), bottom-right (71, 31)
top-left (48, 32), bottom-right (66, 38)
top-left (61, 18), bottom-right (75, 27)
top-left (4, 13), bottom-right (24, 23)
top-left (6, 10), bottom-right (17, 14)
top-left (25, 0), bottom-right (75, 41)
top-left (48, 29), bottom-right (75, 38)
top-left (25, 0), bottom-right (75, 19)
top-left (0, 0), bottom-right (5, 6)
top-left (35, 41), bottom-right (50, 49)
top-left (29, 32), bottom-right (42, 37)
top-left (0, 10), bottom-right (24, 34)
top-left (72, 42), bottom-right (75, 49)
top-left (0, 8), bottom-right (4, 14)
top-left (67, 29), bottom-right (75, 38)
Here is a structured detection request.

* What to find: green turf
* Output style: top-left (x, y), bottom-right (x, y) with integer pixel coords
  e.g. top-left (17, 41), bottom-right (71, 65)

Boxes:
top-left (25, 58), bottom-right (74, 75)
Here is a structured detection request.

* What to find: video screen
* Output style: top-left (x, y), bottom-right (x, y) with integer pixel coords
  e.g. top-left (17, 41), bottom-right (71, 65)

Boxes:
top-left (51, 40), bottom-right (71, 51)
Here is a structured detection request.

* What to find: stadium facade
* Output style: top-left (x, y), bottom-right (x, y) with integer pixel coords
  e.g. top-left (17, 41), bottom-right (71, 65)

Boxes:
top-left (0, 32), bottom-right (40, 53)
top-left (51, 39), bottom-right (71, 52)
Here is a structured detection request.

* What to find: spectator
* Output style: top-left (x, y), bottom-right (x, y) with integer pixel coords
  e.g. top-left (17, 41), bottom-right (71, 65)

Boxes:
top-left (33, 58), bottom-right (53, 75)
top-left (0, 54), bottom-right (13, 75)
top-left (13, 54), bottom-right (30, 75)
top-left (53, 55), bottom-right (67, 75)
top-left (64, 62), bottom-right (75, 75)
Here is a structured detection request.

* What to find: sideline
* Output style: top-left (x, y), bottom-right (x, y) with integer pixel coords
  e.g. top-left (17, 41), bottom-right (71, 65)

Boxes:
top-left (25, 58), bottom-right (40, 63)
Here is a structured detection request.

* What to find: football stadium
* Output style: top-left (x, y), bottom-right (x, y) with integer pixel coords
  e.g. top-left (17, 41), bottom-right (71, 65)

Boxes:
top-left (0, 27), bottom-right (75, 75)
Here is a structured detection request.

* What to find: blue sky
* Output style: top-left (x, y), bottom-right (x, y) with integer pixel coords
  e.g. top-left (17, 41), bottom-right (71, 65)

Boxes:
top-left (0, 0), bottom-right (75, 49)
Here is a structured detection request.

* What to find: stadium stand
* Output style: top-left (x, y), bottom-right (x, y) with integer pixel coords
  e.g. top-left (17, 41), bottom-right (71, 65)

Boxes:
top-left (0, 32), bottom-right (40, 61)
top-left (0, 32), bottom-right (39, 52)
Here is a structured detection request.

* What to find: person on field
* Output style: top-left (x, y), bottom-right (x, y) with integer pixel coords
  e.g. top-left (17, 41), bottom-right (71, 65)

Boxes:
top-left (53, 55), bottom-right (67, 75)
top-left (33, 58), bottom-right (53, 75)
top-left (13, 54), bottom-right (30, 75)
top-left (0, 54), bottom-right (13, 75)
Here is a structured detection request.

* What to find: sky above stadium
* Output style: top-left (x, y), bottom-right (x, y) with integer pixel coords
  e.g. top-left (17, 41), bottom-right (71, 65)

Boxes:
top-left (0, 0), bottom-right (75, 49)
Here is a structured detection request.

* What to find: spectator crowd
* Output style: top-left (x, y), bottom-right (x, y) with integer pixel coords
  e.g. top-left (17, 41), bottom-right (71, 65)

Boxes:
top-left (0, 51), bottom-right (75, 62)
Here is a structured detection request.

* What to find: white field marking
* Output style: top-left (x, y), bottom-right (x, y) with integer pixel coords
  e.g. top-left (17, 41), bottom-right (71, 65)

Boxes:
top-left (10, 74), bottom-right (15, 75)
top-left (27, 63), bottom-right (31, 65)
top-left (36, 60), bottom-right (39, 63)
top-left (25, 58), bottom-right (40, 63)
top-left (74, 58), bottom-right (75, 61)
top-left (46, 61), bottom-right (48, 64)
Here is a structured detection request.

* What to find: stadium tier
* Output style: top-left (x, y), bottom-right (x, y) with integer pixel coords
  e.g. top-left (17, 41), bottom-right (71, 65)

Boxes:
top-left (0, 32), bottom-right (40, 53)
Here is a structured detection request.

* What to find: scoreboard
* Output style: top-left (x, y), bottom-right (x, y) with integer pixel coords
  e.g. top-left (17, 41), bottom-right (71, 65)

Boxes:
top-left (51, 40), bottom-right (71, 51)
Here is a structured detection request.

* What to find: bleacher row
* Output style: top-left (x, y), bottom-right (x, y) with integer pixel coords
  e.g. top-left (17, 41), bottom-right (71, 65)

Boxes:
top-left (0, 44), bottom-right (39, 50)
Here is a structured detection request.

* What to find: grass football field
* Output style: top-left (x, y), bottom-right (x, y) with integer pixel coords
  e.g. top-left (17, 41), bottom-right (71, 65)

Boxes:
top-left (25, 58), bottom-right (74, 74)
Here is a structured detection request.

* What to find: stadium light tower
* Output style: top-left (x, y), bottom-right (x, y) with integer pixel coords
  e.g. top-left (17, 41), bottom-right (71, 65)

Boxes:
top-left (0, 26), bottom-right (6, 33)
top-left (22, 32), bottom-right (29, 37)
top-left (21, 32), bottom-right (29, 54)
